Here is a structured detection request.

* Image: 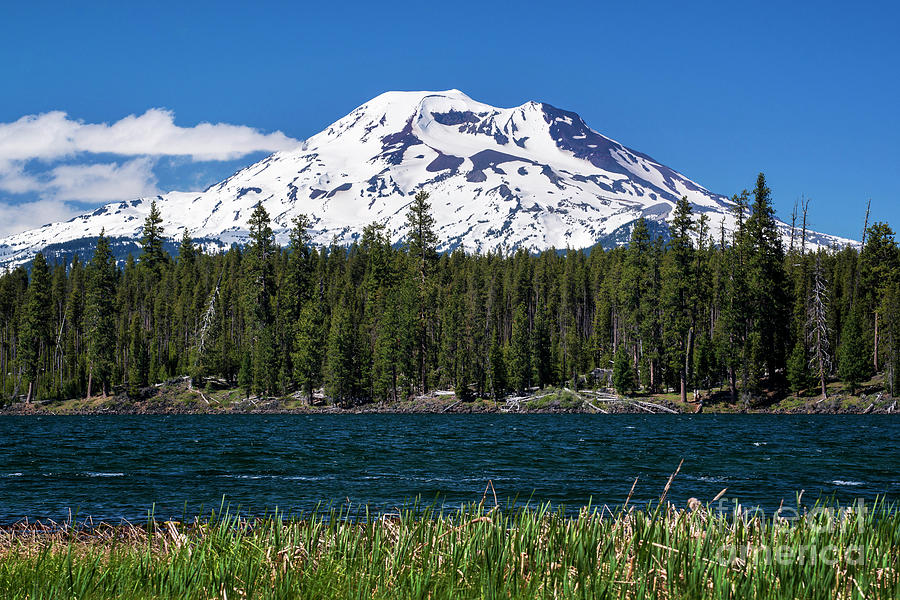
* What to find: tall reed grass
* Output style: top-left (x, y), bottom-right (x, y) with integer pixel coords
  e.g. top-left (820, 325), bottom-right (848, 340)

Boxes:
top-left (0, 497), bottom-right (897, 599)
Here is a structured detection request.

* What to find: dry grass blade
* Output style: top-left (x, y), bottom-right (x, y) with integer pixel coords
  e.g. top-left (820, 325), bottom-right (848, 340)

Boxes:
top-left (0, 496), bottom-right (896, 600)
top-left (624, 476), bottom-right (639, 509)
top-left (479, 480), bottom-right (499, 510)
top-left (659, 458), bottom-right (684, 506)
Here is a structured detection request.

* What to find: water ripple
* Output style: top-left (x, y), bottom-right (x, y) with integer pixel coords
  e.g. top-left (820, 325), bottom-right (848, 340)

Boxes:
top-left (0, 414), bottom-right (897, 523)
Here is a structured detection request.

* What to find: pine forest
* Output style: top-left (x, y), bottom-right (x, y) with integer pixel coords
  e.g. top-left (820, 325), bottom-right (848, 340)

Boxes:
top-left (2, 173), bottom-right (898, 408)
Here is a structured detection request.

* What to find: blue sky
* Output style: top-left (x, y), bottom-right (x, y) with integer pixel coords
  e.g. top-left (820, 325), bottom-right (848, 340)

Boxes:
top-left (1, 0), bottom-right (897, 239)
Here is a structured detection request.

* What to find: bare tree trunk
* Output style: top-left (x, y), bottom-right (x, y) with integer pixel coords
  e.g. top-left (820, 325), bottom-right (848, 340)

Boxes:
top-left (685, 327), bottom-right (694, 390)
top-left (26, 381), bottom-right (33, 404)
top-left (789, 198), bottom-right (798, 254)
top-left (680, 369), bottom-right (687, 404)
top-left (810, 255), bottom-right (832, 399)
top-left (419, 324), bottom-right (426, 395)
top-left (86, 369), bottom-right (93, 399)
top-left (633, 343), bottom-right (639, 387)
top-left (419, 243), bottom-right (427, 395)
top-left (800, 197), bottom-right (809, 255)
top-left (729, 366), bottom-right (737, 403)
top-left (853, 200), bottom-right (871, 307)
top-left (819, 348), bottom-right (827, 398)
top-left (391, 365), bottom-right (397, 403)
top-left (874, 311), bottom-right (879, 372)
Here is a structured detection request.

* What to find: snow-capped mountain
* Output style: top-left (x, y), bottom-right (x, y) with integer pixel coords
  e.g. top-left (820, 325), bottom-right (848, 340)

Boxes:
top-left (0, 90), bottom-right (852, 267)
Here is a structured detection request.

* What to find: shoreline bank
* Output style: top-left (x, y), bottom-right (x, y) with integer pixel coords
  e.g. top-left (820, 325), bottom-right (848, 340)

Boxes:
top-left (1, 381), bottom-right (897, 416)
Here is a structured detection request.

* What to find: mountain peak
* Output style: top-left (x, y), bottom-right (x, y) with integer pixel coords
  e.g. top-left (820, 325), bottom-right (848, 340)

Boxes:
top-left (0, 91), bottom-right (853, 267)
top-left (353, 89), bottom-right (476, 115)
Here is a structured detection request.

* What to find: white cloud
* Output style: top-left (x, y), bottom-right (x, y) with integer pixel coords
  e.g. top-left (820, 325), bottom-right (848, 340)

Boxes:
top-left (0, 198), bottom-right (85, 237)
top-left (0, 160), bottom-right (41, 194)
top-left (0, 156), bottom-right (159, 236)
top-left (0, 157), bottom-right (158, 202)
top-left (48, 157), bottom-right (159, 202)
top-left (0, 109), bottom-right (300, 162)
top-left (0, 109), bottom-right (302, 237)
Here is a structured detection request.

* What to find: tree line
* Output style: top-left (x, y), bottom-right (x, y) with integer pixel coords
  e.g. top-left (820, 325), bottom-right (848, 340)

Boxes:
top-left (2, 173), bottom-right (898, 406)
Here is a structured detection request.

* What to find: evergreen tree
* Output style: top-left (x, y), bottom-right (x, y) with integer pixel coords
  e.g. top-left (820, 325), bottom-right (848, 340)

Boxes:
top-left (718, 190), bottom-right (751, 402)
top-left (140, 199), bottom-right (167, 270)
top-left (662, 197), bottom-right (695, 403)
top-left (278, 214), bottom-right (315, 387)
top-left (84, 231), bottom-right (118, 397)
top-left (63, 256), bottom-right (86, 397)
top-left (439, 273), bottom-right (466, 395)
top-left (178, 229), bottom-right (196, 265)
top-left (508, 303), bottom-right (531, 394)
top-left (612, 345), bottom-right (634, 395)
top-left (693, 334), bottom-right (716, 391)
top-left (405, 190), bottom-right (438, 393)
top-left (564, 317), bottom-right (582, 389)
top-left (284, 214), bottom-right (314, 316)
top-left (745, 173), bottom-right (789, 389)
top-left (880, 282), bottom-right (900, 396)
top-left (238, 352), bottom-right (252, 398)
top-left (641, 236), bottom-right (665, 391)
top-left (787, 340), bottom-right (813, 396)
top-left (243, 202), bottom-right (277, 393)
top-left (859, 222), bottom-right (899, 371)
top-left (531, 302), bottom-right (553, 389)
top-left (18, 252), bottom-right (52, 402)
top-left (487, 339), bottom-right (506, 399)
top-left (253, 325), bottom-right (277, 396)
top-left (127, 314), bottom-right (149, 396)
top-left (621, 218), bottom-right (651, 384)
top-left (293, 302), bottom-right (324, 402)
top-left (838, 307), bottom-right (868, 395)
top-left (324, 302), bottom-right (354, 405)
top-left (49, 261), bottom-right (68, 397)
top-left (245, 203), bottom-right (276, 312)
top-left (373, 296), bottom-right (405, 402)
top-left (787, 245), bottom-right (813, 397)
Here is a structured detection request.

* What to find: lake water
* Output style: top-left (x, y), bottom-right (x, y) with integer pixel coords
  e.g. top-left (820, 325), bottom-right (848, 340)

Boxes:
top-left (1, 414), bottom-right (897, 523)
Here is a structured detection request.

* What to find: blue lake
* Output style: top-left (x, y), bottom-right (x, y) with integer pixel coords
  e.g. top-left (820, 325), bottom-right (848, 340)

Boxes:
top-left (1, 414), bottom-right (897, 523)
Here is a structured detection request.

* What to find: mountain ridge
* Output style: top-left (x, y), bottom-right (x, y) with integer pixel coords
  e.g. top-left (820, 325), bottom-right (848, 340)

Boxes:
top-left (0, 90), bottom-right (854, 267)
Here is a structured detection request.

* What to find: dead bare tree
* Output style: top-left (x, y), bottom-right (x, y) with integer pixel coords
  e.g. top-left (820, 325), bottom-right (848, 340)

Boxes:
top-left (789, 198), bottom-right (798, 254)
top-left (852, 199), bottom-right (871, 309)
top-left (808, 254), bottom-right (832, 398)
top-left (800, 196), bottom-right (810, 255)
top-left (193, 268), bottom-right (225, 376)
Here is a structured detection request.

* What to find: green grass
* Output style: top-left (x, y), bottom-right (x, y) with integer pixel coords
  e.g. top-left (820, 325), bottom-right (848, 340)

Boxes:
top-left (525, 388), bottom-right (584, 410)
top-left (1, 498), bottom-right (897, 599)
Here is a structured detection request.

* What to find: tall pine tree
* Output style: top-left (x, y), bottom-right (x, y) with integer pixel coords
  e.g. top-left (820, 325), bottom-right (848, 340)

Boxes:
top-left (838, 306), bottom-right (868, 395)
top-left (405, 190), bottom-right (438, 393)
top-left (508, 302), bottom-right (531, 394)
top-left (18, 252), bottom-right (52, 402)
top-left (140, 199), bottom-right (167, 270)
top-left (745, 173), bottom-right (789, 390)
top-left (662, 197), bottom-right (695, 403)
top-left (84, 231), bottom-right (118, 397)
top-left (293, 302), bottom-right (324, 402)
top-left (243, 202), bottom-right (277, 394)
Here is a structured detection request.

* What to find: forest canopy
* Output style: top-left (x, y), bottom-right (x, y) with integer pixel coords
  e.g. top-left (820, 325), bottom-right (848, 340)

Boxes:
top-left (2, 175), bottom-right (897, 406)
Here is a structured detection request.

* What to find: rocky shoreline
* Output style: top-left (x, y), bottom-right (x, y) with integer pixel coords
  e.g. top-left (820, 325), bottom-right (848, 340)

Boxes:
top-left (1, 385), bottom-right (897, 416)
